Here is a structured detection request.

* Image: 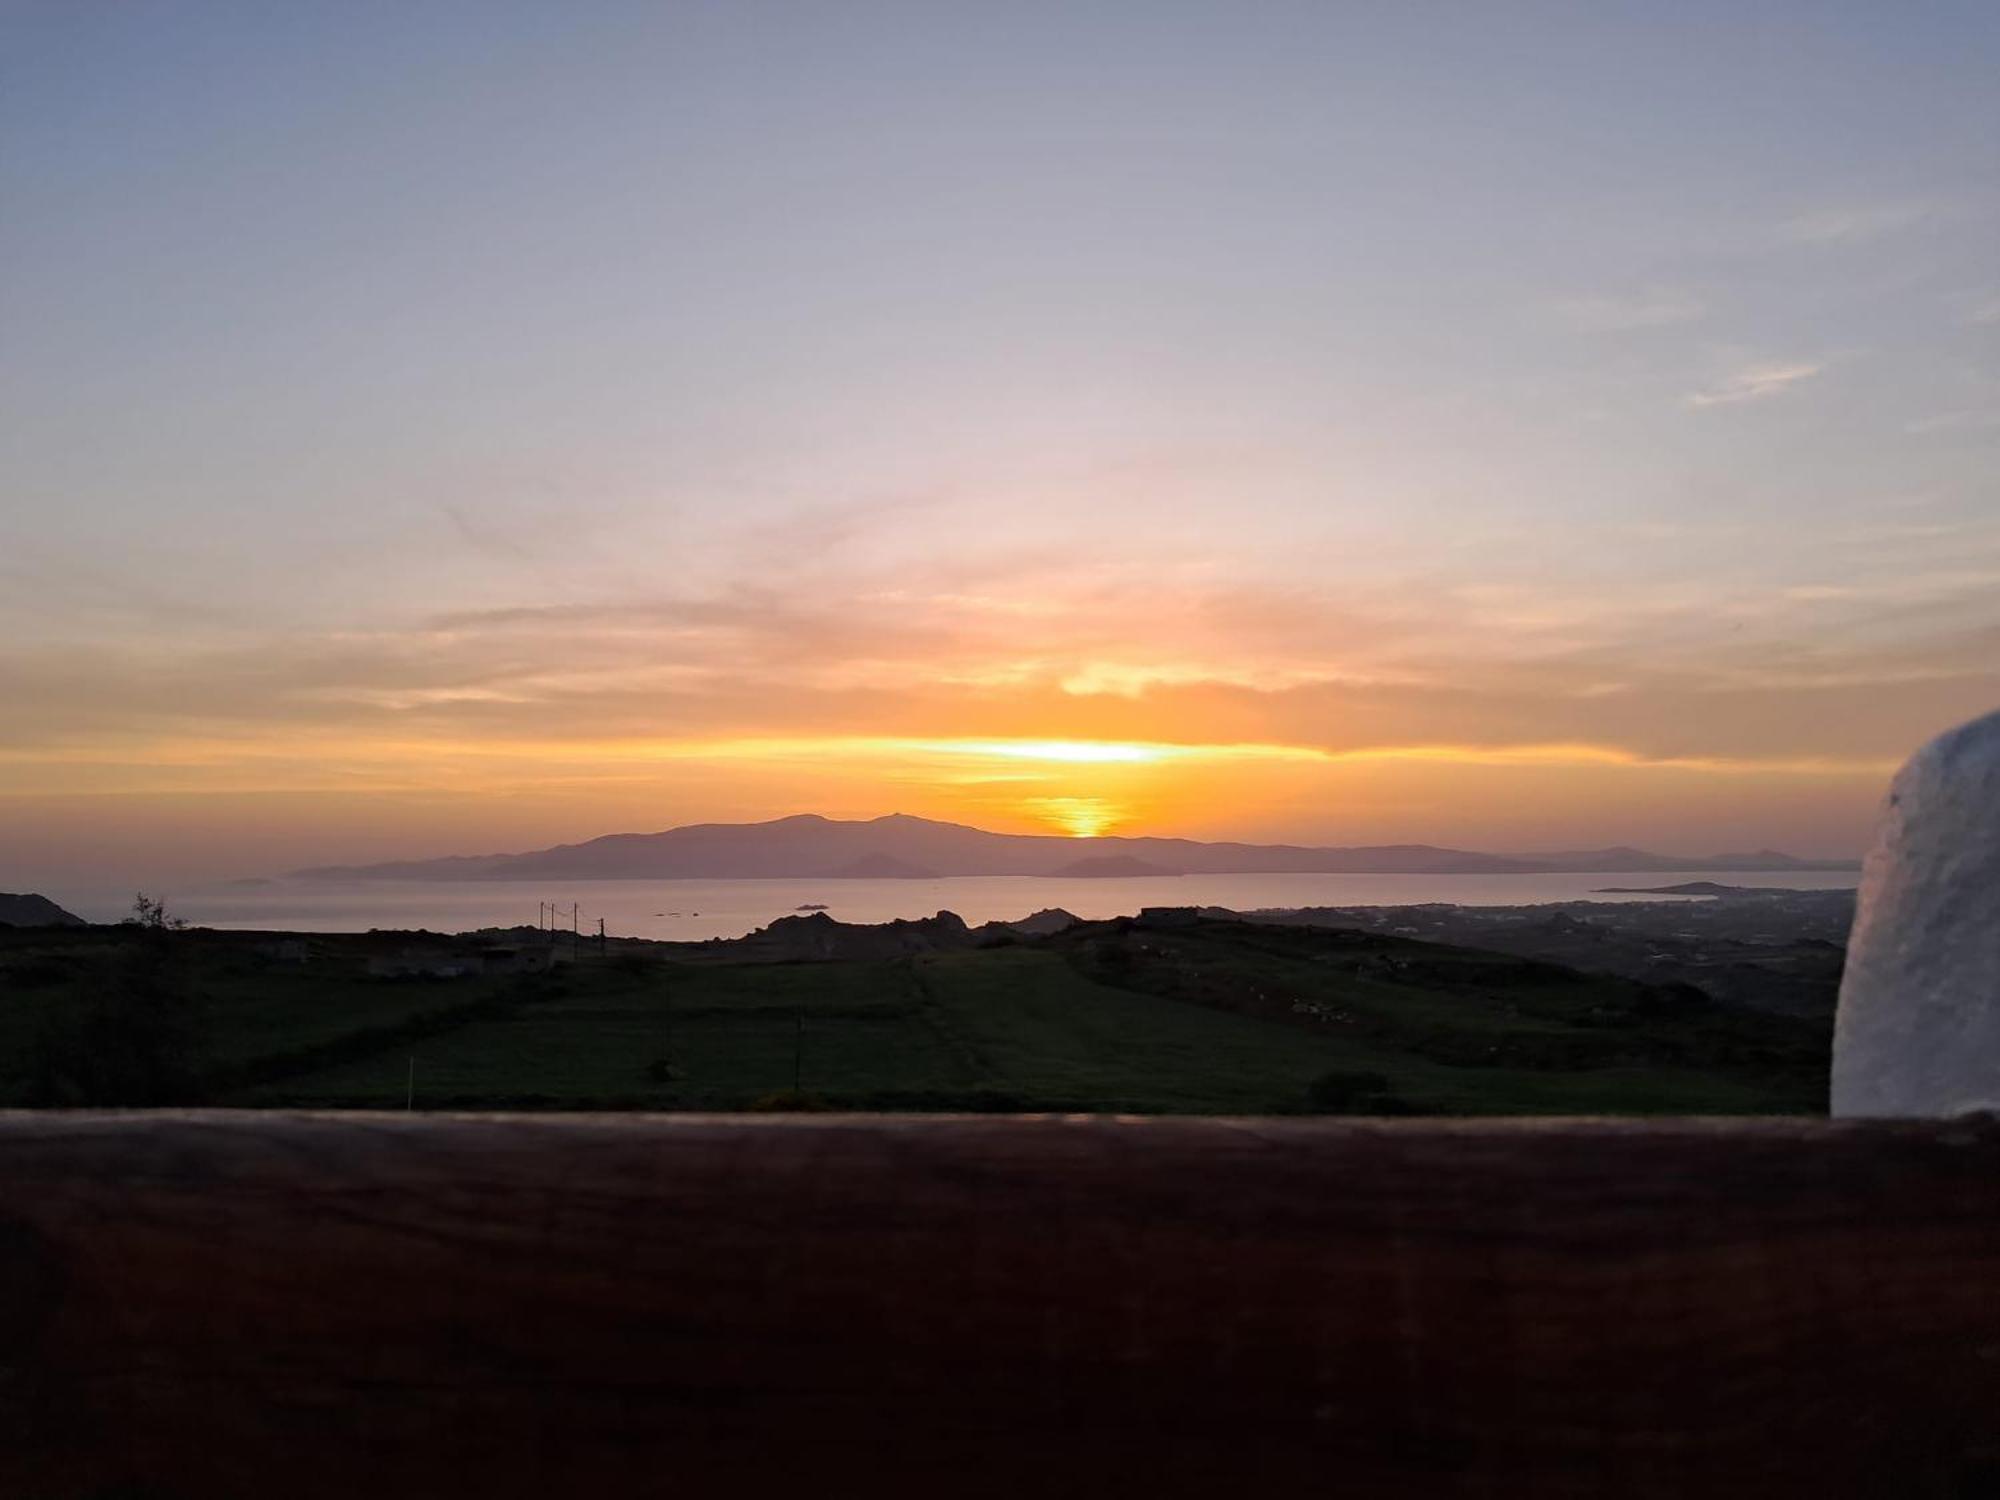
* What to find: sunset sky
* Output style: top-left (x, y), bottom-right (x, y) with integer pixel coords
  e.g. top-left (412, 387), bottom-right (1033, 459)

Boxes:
top-left (4, 2), bottom-right (1998, 887)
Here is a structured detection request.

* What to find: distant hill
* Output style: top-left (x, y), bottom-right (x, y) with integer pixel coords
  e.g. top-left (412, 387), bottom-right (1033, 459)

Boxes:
top-left (292, 812), bottom-right (1858, 882)
top-left (1050, 855), bottom-right (1182, 878)
top-left (825, 853), bottom-right (940, 879)
top-left (0, 893), bottom-right (86, 927)
top-left (1592, 881), bottom-right (1805, 897)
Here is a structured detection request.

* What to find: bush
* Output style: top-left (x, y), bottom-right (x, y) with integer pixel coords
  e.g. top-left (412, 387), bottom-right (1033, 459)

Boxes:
top-left (126, 892), bottom-right (188, 932)
top-left (30, 932), bottom-right (205, 1105)
top-left (1092, 938), bottom-right (1134, 972)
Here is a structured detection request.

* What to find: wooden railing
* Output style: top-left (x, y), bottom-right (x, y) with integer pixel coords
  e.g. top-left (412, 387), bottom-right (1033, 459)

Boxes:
top-left (6, 1110), bottom-right (2000, 1498)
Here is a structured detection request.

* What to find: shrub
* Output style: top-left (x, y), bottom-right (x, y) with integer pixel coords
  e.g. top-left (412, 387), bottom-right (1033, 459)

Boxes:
top-left (126, 892), bottom-right (188, 931)
top-left (30, 933), bottom-right (205, 1105)
top-left (1091, 938), bottom-right (1134, 972)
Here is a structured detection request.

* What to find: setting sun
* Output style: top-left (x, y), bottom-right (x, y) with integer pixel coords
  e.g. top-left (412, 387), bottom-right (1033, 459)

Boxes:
top-left (1025, 796), bottom-right (1125, 837)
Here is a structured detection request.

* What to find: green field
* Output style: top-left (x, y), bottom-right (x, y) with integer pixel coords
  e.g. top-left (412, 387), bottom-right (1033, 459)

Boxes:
top-left (0, 918), bottom-right (1830, 1114)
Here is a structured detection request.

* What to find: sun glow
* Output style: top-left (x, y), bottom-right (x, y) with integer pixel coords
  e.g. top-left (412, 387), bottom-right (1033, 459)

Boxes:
top-left (1027, 796), bottom-right (1124, 837)
top-left (919, 739), bottom-right (1165, 764)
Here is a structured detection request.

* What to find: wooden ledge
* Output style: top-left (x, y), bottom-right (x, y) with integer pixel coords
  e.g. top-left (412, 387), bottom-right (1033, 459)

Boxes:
top-left (4, 1112), bottom-right (1999, 1497)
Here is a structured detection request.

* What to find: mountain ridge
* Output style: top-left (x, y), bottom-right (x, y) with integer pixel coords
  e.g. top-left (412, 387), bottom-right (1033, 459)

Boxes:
top-left (0, 892), bottom-right (87, 927)
top-left (290, 813), bottom-right (1859, 881)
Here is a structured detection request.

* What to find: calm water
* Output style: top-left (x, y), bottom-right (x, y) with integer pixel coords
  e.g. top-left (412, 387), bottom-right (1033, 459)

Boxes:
top-left (63, 870), bottom-right (1862, 939)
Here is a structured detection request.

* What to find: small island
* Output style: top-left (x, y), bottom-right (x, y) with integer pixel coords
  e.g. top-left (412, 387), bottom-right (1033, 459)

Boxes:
top-left (1592, 882), bottom-right (1801, 897)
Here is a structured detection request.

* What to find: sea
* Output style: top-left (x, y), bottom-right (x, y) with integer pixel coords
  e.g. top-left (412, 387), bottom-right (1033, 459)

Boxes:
top-left (59, 869), bottom-right (1864, 941)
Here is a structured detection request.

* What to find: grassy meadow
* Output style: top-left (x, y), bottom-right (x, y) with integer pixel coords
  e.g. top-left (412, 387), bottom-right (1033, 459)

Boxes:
top-left (0, 917), bottom-right (1829, 1114)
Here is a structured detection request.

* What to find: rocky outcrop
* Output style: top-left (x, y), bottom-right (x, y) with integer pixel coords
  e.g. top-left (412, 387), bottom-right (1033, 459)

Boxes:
top-left (1008, 908), bottom-right (1081, 936)
top-left (741, 910), bottom-right (973, 961)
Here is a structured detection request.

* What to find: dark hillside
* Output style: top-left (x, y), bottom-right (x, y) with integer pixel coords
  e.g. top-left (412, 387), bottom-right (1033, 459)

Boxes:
top-left (0, 915), bottom-right (1829, 1115)
top-left (1044, 915), bottom-right (1827, 1108)
top-left (0, 894), bottom-right (86, 928)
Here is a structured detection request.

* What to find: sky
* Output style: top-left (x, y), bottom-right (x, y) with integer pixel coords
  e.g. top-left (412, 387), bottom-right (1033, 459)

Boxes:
top-left (3, 1), bottom-right (1998, 887)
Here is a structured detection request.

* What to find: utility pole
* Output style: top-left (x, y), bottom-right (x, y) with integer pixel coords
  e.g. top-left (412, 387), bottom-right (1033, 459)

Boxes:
top-left (598, 916), bottom-right (606, 958)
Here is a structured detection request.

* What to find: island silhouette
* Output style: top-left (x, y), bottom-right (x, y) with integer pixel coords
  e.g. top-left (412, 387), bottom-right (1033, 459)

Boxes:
top-left (291, 812), bottom-right (1856, 882)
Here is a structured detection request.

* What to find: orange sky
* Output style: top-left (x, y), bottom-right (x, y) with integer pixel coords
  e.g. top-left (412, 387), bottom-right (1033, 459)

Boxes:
top-left (4, 5), bottom-right (1998, 888)
top-left (5, 511), bottom-right (1996, 884)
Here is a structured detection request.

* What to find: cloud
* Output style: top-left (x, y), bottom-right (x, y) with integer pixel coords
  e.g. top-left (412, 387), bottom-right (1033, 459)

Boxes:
top-left (440, 504), bottom-right (538, 564)
top-left (5, 520), bottom-right (1997, 827)
top-left (1685, 361), bottom-right (1824, 408)
top-left (2, 595), bottom-right (1992, 782)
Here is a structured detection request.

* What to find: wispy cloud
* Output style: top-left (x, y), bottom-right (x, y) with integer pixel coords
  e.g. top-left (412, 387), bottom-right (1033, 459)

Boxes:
top-left (1685, 361), bottom-right (1824, 408)
top-left (440, 504), bottom-right (539, 564)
